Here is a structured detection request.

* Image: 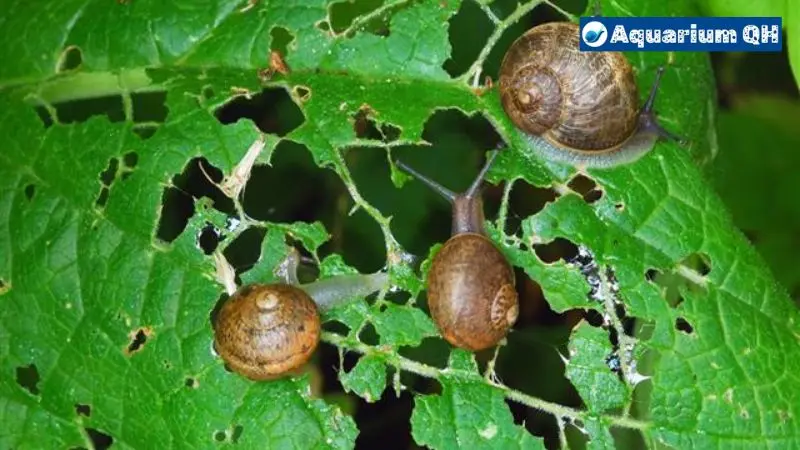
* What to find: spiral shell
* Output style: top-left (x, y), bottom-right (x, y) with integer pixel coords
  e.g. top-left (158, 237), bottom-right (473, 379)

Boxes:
top-left (213, 284), bottom-right (320, 380)
top-left (499, 22), bottom-right (641, 153)
top-left (427, 233), bottom-right (519, 351)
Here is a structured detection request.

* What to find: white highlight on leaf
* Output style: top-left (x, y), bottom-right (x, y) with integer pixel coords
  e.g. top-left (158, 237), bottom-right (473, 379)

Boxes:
top-left (225, 216), bottom-right (241, 232)
top-left (479, 423), bottom-right (497, 439)
top-left (724, 388), bottom-right (734, 404)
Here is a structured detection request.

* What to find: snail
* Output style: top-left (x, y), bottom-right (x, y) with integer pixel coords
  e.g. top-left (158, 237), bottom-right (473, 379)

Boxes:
top-left (498, 21), bottom-right (686, 168)
top-left (395, 150), bottom-right (518, 351)
top-left (213, 249), bottom-right (388, 381)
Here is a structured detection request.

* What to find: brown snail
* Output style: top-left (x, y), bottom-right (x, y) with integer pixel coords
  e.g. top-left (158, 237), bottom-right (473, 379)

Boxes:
top-left (395, 150), bottom-right (518, 351)
top-left (498, 21), bottom-right (686, 168)
top-left (213, 249), bottom-right (388, 381)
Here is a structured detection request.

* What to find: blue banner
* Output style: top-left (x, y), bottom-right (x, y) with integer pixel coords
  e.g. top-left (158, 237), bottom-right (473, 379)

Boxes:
top-left (578, 17), bottom-right (782, 52)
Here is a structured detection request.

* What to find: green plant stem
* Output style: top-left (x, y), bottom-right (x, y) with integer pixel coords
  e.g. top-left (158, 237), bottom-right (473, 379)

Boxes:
top-left (676, 263), bottom-right (708, 287)
top-left (28, 69), bottom-right (158, 105)
top-left (543, 0), bottom-right (578, 21)
top-left (460, 0), bottom-right (545, 86)
top-left (478, 2), bottom-right (502, 25)
top-left (340, 0), bottom-right (411, 36)
top-left (320, 331), bottom-right (651, 432)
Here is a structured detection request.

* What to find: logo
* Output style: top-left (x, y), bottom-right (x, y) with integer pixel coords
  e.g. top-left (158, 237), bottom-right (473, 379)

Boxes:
top-left (581, 21), bottom-right (608, 47)
top-left (578, 17), bottom-right (782, 52)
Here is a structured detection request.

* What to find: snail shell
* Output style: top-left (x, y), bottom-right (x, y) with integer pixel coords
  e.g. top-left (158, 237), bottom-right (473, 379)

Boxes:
top-left (428, 233), bottom-right (519, 351)
top-left (213, 283), bottom-right (320, 381)
top-left (499, 22), bottom-right (658, 167)
top-left (395, 150), bottom-right (519, 352)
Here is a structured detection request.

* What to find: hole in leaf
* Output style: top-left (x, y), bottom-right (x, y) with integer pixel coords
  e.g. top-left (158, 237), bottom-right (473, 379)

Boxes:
top-left (95, 187), bottom-right (110, 209)
top-left (329, 0), bottom-right (384, 33)
top-left (120, 152), bottom-right (139, 180)
top-left (85, 428), bottom-right (114, 450)
top-left (215, 87), bottom-right (303, 137)
top-left (185, 377), bottom-right (199, 389)
top-left (533, 238), bottom-right (579, 264)
top-left (381, 123), bottom-right (401, 142)
top-left (34, 106), bottom-right (55, 128)
top-left (131, 91), bottom-right (168, 123)
top-left (241, 141), bottom-right (340, 222)
top-left (155, 187), bottom-right (194, 243)
top-left (0, 279), bottom-right (8, 295)
top-left (213, 430), bottom-right (227, 442)
top-left (133, 124), bottom-right (158, 140)
top-left (231, 425), bottom-right (243, 443)
top-left (99, 158), bottom-right (119, 186)
top-left (645, 268), bottom-right (661, 282)
top-left (315, 19), bottom-right (331, 32)
top-left (16, 363), bottom-right (40, 396)
top-left (353, 106), bottom-right (383, 140)
top-left (442, 0), bottom-right (493, 78)
top-left (197, 223), bottom-right (223, 255)
top-left (351, 106), bottom-right (402, 143)
top-left (125, 328), bottom-right (151, 355)
top-left (56, 95), bottom-right (125, 124)
top-left (584, 308), bottom-right (605, 327)
top-left (675, 317), bottom-right (694, 334)
top-left (57, 45), bottom-right (83, 72)
top-left (123, 151), bottom-right (139, 169)
top-left (75, 404), bottom-right (92, 417)
top-left (270, 26), bottom-right (294, 55)
top-left (682, 252), bottom-right (712, 276)
top-left (24, 184), bottom-right (35, 200)
top-left (222, 226), bottom-right (267, 275)
top-left (615, 202), bottom-right (625, 211)
top-left (567, 174), bottom-right (603, 204)
top-left (162, 360), bottom-right (172, 370)
top-left (155, 158), bottom-right (236, 244)
top-left (506, 183), bottom-right (559, 236)
top-left (512, 269), bottom-right (561, 328)
top-left (293, 85), bottom-right (311, 102)
top-left (350, 380), bottom-right (415, 449)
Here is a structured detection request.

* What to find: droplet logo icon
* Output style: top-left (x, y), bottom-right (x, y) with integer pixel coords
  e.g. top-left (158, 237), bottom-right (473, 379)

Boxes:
top-left (582, 21), bottom-right (608, 48)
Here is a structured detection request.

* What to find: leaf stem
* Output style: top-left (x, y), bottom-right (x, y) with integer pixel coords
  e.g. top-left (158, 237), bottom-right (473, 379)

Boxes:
top-left (542, 0), bottom-right (578, 22)
top-left (478, 2), bottom-right (502, 25)
top-left (339, 0), bottom-right (410, 36)
top-left (459, 0), bottom-right (545, 86)
top-left (333, 150), bottom-right (408, 267)
top-left (497, 177), bottom-right (514, 234)
top-left (320, 331), bottom-right (651, 432)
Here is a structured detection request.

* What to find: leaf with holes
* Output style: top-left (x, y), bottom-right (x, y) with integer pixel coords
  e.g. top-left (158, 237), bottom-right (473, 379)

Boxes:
top-left (1, 0), bottom-right (799, 448)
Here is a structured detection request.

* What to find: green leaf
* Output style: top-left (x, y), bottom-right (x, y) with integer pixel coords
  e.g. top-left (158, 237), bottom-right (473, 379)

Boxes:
top-left (696, 0), bottom-right (785, 17)
top-left (339, 354), bottom-right (388, 403)
top-left (707, 96), bottom-right (800, 292)
top-left (410, 352), bottom-right (545, 450)
top-left (1, 0), bottom-right (799, 448)
top-left (790, 7), bottom-right (800, 92)
top-left (371, 303), bottom-right (438, 347)
top-left (565, 322), bottom-right (630, 413)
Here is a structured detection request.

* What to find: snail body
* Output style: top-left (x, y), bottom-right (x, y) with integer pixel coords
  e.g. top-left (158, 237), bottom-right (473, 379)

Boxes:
top-left (396, 151), bottom-right (518, 351)
top-left (499, 22), bottom-right (685, 168)
top-left (213, 252), bottom-right (387, 381)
